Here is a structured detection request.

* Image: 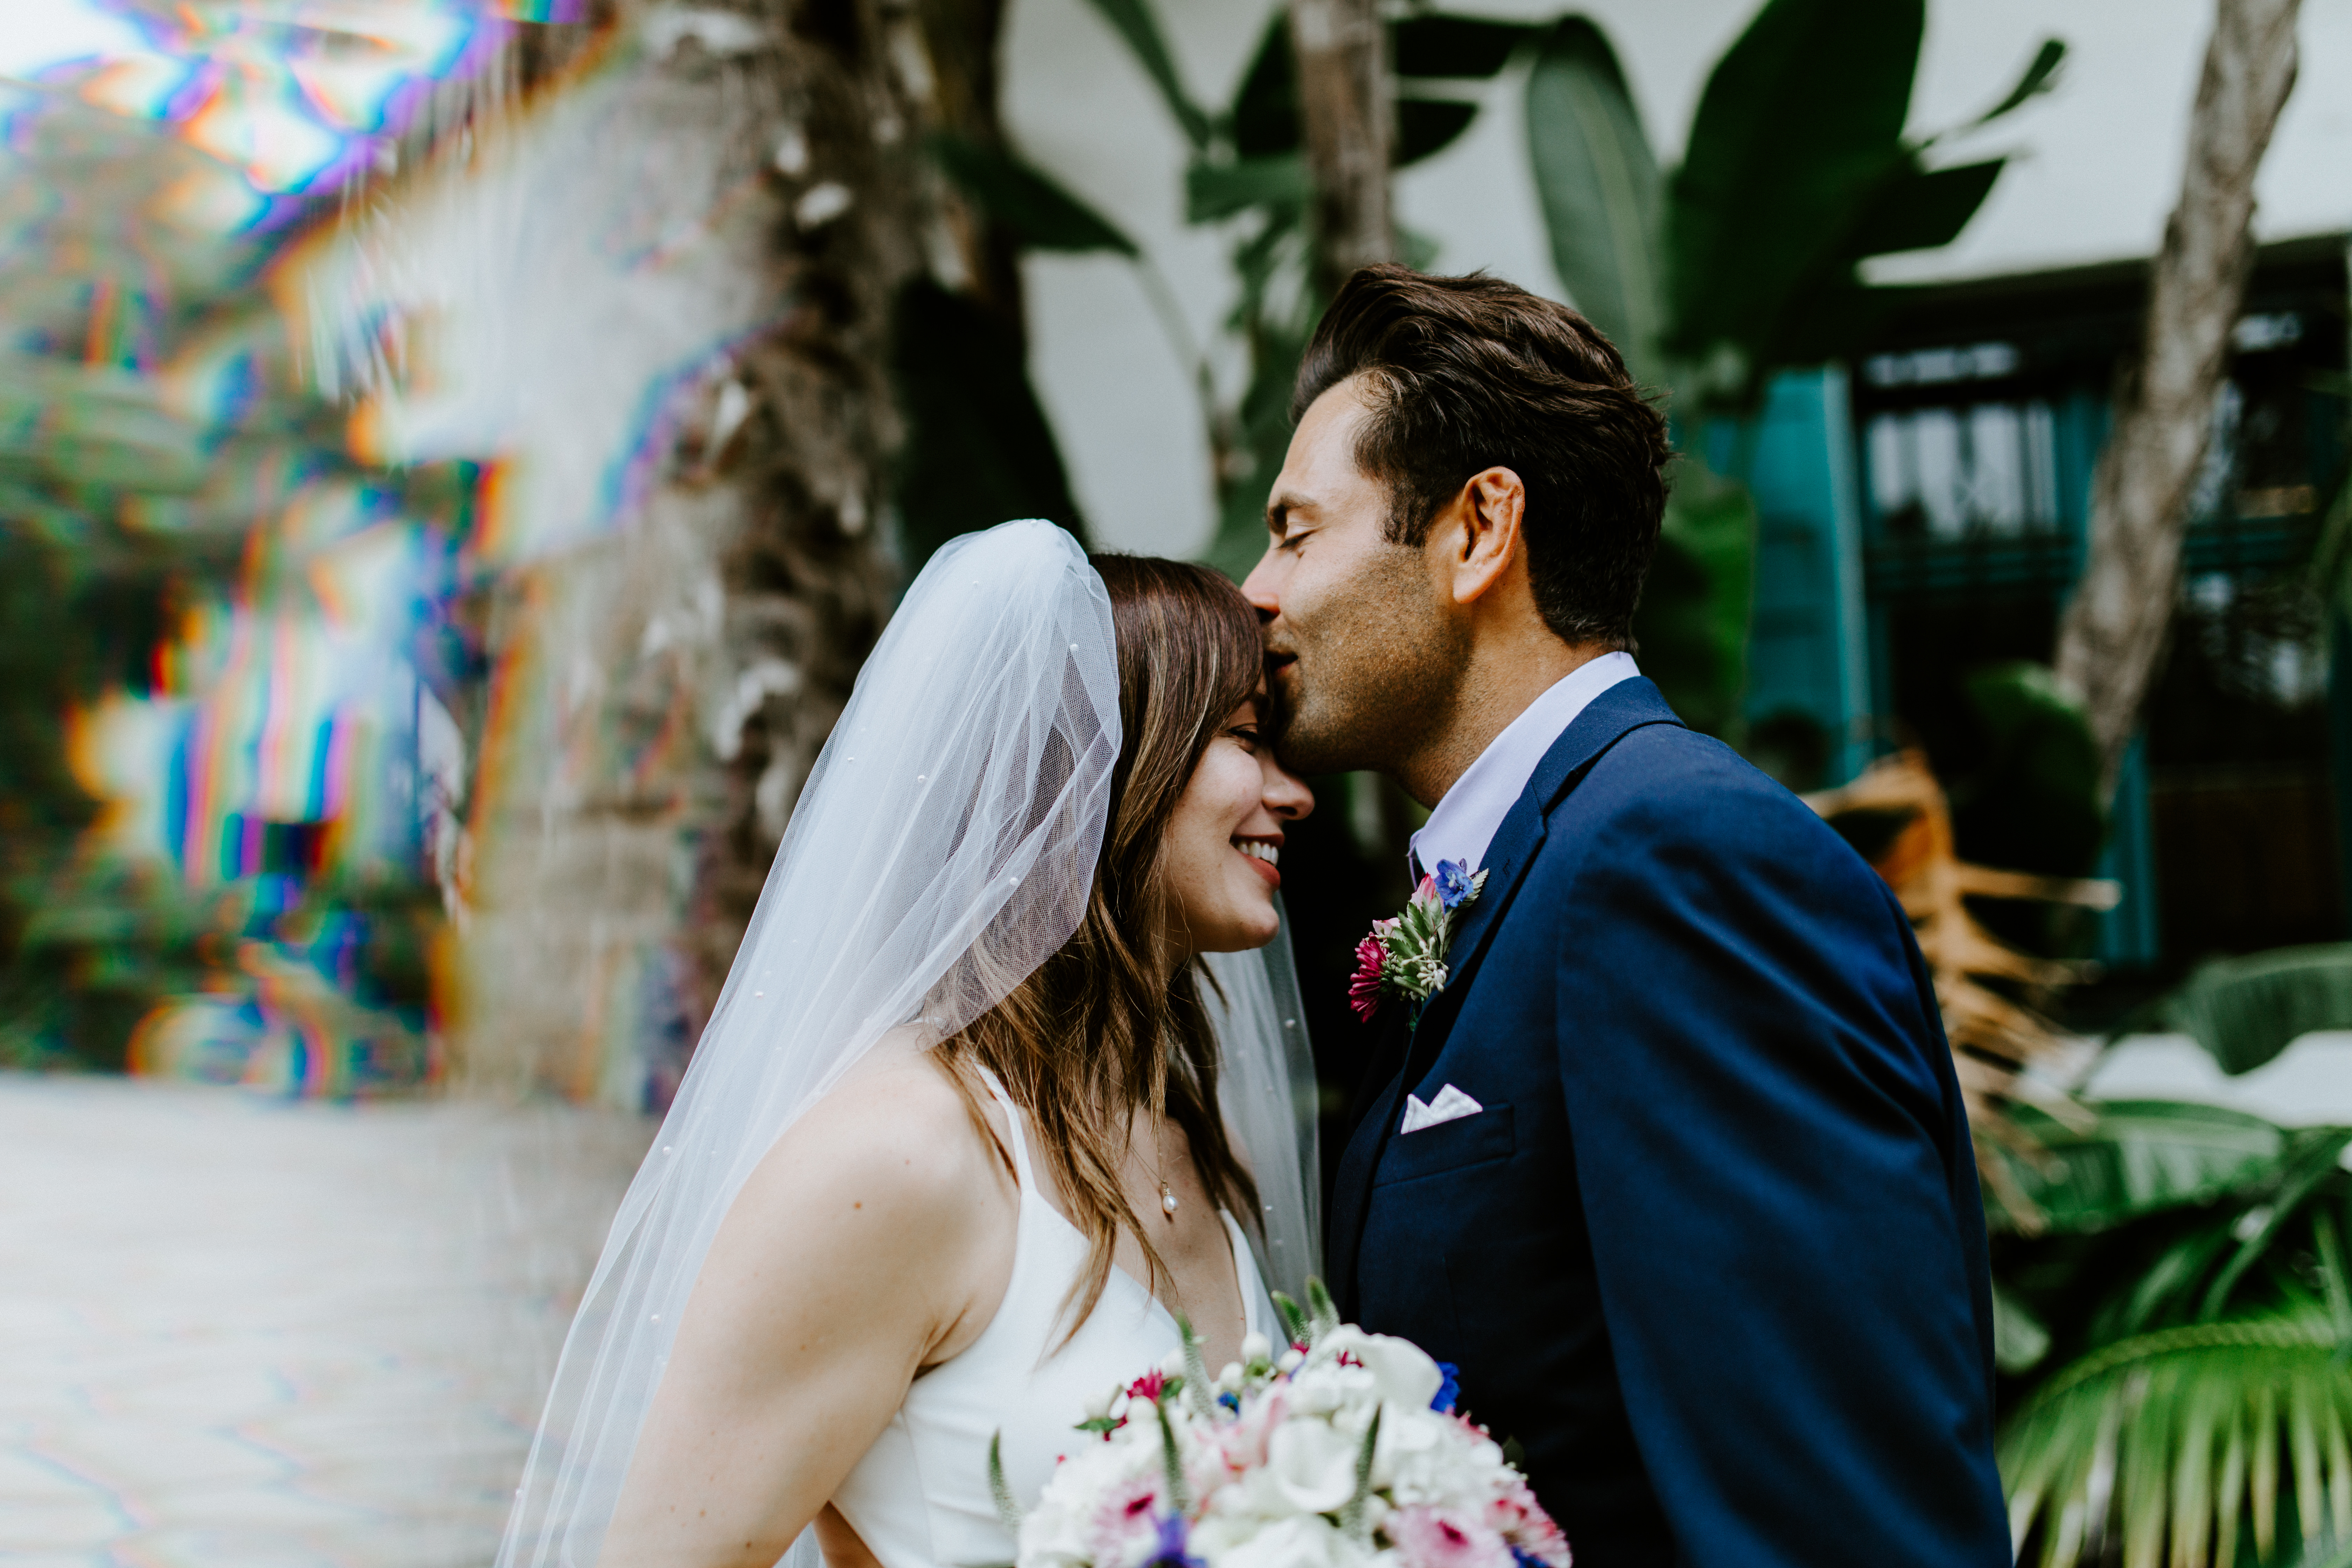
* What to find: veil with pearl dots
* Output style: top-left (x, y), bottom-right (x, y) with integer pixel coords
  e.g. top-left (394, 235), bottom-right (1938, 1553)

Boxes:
top-left (497, 519), bottom-right (1318, 1568)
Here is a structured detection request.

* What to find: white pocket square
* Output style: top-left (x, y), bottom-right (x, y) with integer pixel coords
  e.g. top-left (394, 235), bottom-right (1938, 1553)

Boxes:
top-left (1400, 1083), bottom-right (1483, 1134)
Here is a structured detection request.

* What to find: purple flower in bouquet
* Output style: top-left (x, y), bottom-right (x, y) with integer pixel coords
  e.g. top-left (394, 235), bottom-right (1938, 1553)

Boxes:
top-left (1140, 1513), bottom-right (1204, 1568)
top-left (1013, 1311), bottom-right (1571, 1568)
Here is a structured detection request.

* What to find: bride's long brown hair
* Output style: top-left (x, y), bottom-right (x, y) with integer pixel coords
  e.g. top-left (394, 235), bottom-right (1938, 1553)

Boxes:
top-left (936, 553), bottom-right (1266, 1335)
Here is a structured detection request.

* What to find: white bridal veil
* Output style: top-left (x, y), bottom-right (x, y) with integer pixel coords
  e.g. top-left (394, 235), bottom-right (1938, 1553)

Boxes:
top-left (499, 520), bottom-right (1320, 1568)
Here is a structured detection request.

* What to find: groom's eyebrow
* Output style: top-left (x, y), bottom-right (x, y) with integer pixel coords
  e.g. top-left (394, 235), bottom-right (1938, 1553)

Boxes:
top-left (1265, 491), bottom-right (1312, 533)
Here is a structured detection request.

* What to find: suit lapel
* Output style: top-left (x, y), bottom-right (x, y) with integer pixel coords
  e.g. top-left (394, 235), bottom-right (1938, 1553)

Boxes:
top-left (1323, 678), bottom-right (1686, 1310)
top-left (1401, 679), bottom-right (1684, 1079)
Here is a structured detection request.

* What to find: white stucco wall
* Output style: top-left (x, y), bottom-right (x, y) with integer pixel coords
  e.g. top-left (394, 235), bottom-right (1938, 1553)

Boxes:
top-left (1003, 0), bottom-right (2352, 558)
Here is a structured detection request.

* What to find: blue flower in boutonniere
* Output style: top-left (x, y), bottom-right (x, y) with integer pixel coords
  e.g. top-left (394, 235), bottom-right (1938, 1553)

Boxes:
top-left (1347, 858), bottom-right (1489, 1024)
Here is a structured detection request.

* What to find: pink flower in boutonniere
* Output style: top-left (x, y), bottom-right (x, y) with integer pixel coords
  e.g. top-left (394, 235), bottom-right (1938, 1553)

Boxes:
top-left (1348, 859), bottom-right (1488, 1025)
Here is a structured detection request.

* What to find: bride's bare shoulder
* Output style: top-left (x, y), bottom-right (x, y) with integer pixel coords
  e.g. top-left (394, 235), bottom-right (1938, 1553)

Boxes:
top-left (723, 1030), bottom-right (1010, 1248)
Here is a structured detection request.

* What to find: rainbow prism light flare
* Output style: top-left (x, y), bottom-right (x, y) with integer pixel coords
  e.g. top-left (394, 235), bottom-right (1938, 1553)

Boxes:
top-left (5, 2), bottom-right (511, 1096)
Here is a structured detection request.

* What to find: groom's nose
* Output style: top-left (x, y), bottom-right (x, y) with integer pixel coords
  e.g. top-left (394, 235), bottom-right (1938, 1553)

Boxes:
top-left (1239, 545), bottom-right (1281, 622)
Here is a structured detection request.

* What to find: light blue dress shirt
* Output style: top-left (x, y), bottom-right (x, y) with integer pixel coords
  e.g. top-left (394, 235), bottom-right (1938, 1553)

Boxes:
top-left (1406, 650), bottom-right (1640, 877)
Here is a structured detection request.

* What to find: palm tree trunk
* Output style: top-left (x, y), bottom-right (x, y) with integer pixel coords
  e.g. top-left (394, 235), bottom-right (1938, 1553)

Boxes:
top-left (2052, 0), bottom-right (2302, 796)
top-left (680, 0), bottom-right (932, 1017)
top-left (1288, 0), bottom-right (1394, 295)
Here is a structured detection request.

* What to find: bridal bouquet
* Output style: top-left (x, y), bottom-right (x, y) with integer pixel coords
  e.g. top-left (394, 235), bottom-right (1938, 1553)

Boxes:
top-left (999, 1285), bottom-right (1569, 1568)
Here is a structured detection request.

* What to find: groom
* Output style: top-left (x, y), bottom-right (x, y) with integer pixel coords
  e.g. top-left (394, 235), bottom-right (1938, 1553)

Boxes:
top-left (1243, 267), bottom-right (2009, 1568)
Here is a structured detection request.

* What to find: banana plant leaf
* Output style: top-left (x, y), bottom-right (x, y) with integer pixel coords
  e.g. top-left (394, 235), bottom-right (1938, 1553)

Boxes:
top-left (1523, 16), bottom-right (1665, 388)
top-left (1628, 462), bottom-right (1757, 738)
top-left (1988, 1102), bottom-right (2293, 1236)
top-left (1395, 99), bottom-right (1479, 168)
top-left (1076, 0), bottom-right (1211, 150)
top-left (1948, 660), bottom-right (2108, 891)
top-left (1844, 159), bottom-right (2005, 258)
top-left (1391, 14), bottom-right (1531, 79)
top-left (2163, 947), bottom-right (2352, 1077)
top-left (1665, 0), bottom-right (1922, 371)
top-left (1972, 38), bottom-right (2067, 128)
top-left (889, 279), bottom-right (1086, 573)
top-left (1228, 12), bottom-right (1300, 158)
top-left (930, 135), bottom-right (1137, 255)
top-left (1188, 156), bottom-right (1312, 223)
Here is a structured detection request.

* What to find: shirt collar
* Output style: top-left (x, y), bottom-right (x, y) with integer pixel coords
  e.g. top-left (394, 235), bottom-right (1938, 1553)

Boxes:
top-left (1407, 651), bottom-right (1640, 877)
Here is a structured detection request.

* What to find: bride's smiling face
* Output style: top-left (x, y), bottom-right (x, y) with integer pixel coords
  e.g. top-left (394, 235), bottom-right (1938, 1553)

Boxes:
top-left (1160, 692), bottom-right (1312, 960)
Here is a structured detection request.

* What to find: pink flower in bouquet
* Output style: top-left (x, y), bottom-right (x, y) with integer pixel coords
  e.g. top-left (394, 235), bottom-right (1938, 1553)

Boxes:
top-left (1014, 1308), bottom-right (1568, 1568)
top-left (1388, 1505), bottom-right (1514, 1568)
top-left (1084, 1476), bottom-right (1165, 1562)
top-left (1348, 922), bottom-right (1395, 1022)
top-left (1486, 1474), bottom-right (1570, 1566)
top-left (1208, 1387), bottom-right (1286, 1477)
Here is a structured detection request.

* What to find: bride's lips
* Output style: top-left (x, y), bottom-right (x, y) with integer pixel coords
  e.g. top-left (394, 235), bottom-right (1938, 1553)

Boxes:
top-left (1234, 836), bottom-right (1281, 890)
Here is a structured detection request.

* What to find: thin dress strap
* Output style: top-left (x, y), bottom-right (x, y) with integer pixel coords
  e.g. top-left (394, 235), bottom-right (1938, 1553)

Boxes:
top-left (972, 1065), bottom-right (1037, 1194)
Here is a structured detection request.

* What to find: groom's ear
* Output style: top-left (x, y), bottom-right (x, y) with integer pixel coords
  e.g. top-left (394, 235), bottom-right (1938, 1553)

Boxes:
top-left (1445, 466), bottom-right (1528, 609)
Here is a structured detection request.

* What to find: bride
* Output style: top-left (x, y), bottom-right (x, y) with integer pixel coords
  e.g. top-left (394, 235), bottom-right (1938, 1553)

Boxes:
top-left (499, 520), bottom-right (1321, 1568)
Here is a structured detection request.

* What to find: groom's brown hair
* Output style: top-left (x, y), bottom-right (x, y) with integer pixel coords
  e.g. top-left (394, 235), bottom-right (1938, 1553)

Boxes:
top-left (1293, 264), bottom-right (1671, 649)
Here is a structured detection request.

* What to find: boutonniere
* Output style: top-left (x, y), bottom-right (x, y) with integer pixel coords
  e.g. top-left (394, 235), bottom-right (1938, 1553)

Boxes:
top-left (1348, 858), bottom-right (1488, 1025)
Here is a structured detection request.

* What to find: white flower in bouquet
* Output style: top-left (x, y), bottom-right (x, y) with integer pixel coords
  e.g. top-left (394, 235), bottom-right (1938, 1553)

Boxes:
top-left (999, 1282), bottom-right (1569, 1568)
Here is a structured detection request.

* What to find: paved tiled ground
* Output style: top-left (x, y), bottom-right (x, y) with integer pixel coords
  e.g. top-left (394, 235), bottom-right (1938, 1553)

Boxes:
top-left (0, 1075), bottom-right (653, 1568)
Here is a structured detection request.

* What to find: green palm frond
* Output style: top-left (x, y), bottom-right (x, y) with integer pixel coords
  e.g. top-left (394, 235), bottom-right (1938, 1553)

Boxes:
top-left (2001, 1305), bottom-right (2352, 1568)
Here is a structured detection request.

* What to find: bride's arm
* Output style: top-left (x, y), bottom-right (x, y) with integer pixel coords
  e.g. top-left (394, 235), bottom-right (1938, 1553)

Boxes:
top-left (599, 1054), bottom-right (1017, 1568)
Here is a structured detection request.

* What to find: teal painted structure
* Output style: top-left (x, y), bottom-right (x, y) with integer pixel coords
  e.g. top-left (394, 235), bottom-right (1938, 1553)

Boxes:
top-left (1740, 369), bottom-right (1872, 784)
top-left (2096, 736), bottom-right (2162, 966)
top-left (1737, 367), bottom-right (2163, 965)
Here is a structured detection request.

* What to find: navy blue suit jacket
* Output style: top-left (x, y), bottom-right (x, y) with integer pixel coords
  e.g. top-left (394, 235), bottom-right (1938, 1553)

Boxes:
top-left (1327, 679), bottom-right (2008, 1567)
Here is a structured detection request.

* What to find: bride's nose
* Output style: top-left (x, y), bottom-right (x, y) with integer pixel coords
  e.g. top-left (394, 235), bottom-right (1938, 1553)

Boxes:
top-left (1260, 752), bottom-right (1312, 820)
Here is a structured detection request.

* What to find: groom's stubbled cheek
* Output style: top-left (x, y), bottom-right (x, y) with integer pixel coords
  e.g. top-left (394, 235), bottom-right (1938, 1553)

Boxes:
top-left (1279, 537), bottom-right (1460, 778)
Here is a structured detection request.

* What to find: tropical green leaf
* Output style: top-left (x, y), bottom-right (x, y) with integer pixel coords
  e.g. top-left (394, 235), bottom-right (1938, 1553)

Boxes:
top-left (2198, 1131), bottom-right (2352, 1320)
top-left (2163, 946), bottom-right (2352, 1077)
top-left (1996, 1277), bottom-right (2055, 1374)
top-left (2097, 1218), bottom-right (2242, 1344)
top-left (1950, 660), bottom-right (2106, 886)
top-left (1987, 1102), bottom-right (2290, 1236)
top-left (889, 278), bottom-right (1086, 573)
top-left (1390, 14), bottom-right (1531, 79)
top-left (930, 135), bottom-right (1136, 255)
top-left (1524, 15), bottom-right (1665, 386)
top-left (1664, 0), bottom-right (1924, 387)
top-left (2000, 1308), bottom-right (2352, 1568)
top-left (1847, 159), bottom-right (2006, 259)
top-left (1630, 453), bottom-right (1757, 738)
top-left (1395, 98), bottom-right (1478, 168)
top-left (1970, 37), bottom-right (2066, 128)
top-left (2308, 472), bottom-right (2352, 622)
top-left (1186, 155), bottom-right (1312, 223)
top-left (1075, 0), bottom-right (1211, 150)
top-left (1228, 12), bottom-right (1299, 158)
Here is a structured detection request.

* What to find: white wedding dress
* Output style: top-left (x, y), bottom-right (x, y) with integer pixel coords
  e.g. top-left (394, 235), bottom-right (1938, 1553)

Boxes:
top-left (831, 1068), bottom-right (1276, 1568)
top-left (497, 522), bottom-right (1317, 1568)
